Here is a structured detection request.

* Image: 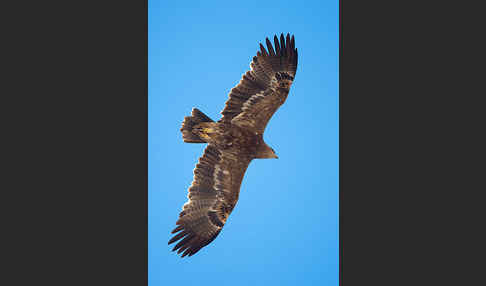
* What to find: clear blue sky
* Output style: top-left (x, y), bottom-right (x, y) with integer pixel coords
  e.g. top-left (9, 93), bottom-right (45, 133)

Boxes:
top-left (149, 1), bottom-right (338, 285)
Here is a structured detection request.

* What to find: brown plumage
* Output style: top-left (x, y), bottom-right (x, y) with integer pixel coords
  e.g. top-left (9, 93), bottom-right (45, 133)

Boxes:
top-left (169, 33), bottom-right (298, 257)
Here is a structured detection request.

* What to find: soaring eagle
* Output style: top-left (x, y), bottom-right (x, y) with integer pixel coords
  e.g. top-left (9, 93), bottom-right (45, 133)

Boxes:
top-left (169, 33), bottom-right (298, 257)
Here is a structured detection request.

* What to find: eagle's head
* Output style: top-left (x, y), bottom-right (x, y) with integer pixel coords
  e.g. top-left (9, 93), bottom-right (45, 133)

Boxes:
top-left (269, 147), bottom-right (278, 159)
top-left (256, 144), bottom-right (278, 159)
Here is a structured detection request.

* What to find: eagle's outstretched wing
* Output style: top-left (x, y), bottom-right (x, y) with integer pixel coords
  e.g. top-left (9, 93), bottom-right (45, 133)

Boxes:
top-left (168, 145), bottom-right (251, 257)
top-left (219, 33), bottom-right (298, 134)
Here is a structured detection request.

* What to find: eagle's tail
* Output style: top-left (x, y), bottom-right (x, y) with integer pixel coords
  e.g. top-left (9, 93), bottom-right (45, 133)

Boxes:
top-left (181, 108), bottom-right (214, 143)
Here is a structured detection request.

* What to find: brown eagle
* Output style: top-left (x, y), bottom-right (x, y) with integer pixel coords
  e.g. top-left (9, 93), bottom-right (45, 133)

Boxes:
top-left (169, 33), bottom-right (298, 257)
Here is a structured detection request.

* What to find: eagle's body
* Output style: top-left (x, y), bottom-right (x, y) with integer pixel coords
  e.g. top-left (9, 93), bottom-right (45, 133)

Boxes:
top-left (169, 34), bottom-right (298, 257)
top-left (193, 122), bottom-right (271, 158)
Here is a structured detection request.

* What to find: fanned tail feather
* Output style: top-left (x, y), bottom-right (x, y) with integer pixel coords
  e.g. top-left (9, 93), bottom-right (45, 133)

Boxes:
top-left (181, 108), bottom-right (214, 143)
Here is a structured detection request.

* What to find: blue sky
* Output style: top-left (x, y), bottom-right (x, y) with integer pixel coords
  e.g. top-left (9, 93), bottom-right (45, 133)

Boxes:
top-left (149, 1), bottom-right (338, 285)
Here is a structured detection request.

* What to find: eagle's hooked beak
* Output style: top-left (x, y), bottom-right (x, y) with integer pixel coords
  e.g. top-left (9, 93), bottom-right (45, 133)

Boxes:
top-left (274, 154), bottom-right (279, 159)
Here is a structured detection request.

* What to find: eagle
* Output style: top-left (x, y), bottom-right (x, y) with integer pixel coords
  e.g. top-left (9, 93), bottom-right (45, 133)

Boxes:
top-left (169, 33), bottom-right (298, 257)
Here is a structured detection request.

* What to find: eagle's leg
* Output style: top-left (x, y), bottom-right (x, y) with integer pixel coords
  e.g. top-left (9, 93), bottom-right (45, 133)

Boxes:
top-left (192, 122), bottom-right (221, 144)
